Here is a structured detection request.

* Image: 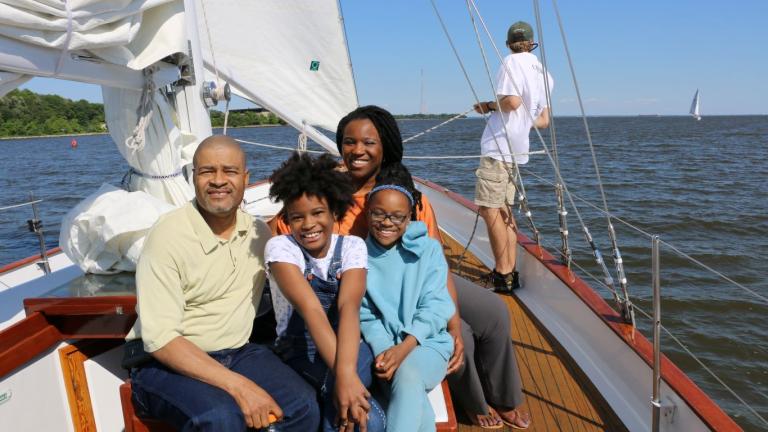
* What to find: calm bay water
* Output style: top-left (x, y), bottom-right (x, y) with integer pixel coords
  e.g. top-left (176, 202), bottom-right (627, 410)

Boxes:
top-left (1, 117), bottom-right (766, 429)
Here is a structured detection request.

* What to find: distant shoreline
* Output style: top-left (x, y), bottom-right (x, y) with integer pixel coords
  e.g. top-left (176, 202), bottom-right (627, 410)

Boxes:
top-left (0, 131), bottom-right (108, 141)
top-left (0, 123), bottom-right (285, 141)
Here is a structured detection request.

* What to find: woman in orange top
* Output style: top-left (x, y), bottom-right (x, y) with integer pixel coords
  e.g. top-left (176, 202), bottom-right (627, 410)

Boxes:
top-left (273, 106), bottom-right (529, 429)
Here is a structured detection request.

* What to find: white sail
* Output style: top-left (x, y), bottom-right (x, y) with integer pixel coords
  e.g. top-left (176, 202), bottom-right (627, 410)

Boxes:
top-left (689, 89), bottom-right (701, 120)
top-left (195, 0), bottom-right (358, 137)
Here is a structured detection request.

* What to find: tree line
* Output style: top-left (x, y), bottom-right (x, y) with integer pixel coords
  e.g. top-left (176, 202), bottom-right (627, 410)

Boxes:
top-left (210, 110), bottom-right (284, 128)
top-left (0, 89), bottom-right (106, 137)
top-left (0, 89), bottom-right (285, 138)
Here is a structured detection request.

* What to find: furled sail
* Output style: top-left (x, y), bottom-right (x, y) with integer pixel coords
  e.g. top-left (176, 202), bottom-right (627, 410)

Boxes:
top-left (0, 0), bottom-right (186, 91)
top-left (195, 0), bottom-right (358, 150)
top-left (689, 89), bottom-right (701, 121)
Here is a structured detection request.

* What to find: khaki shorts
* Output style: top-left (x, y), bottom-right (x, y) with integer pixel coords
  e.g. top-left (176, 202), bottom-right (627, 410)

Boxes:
top-left (474, 157), bottom-right (516, 208)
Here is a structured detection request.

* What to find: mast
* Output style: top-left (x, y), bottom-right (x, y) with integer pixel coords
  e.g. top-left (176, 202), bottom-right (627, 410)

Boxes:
top-left (420, 68), bottom-right (427, 114)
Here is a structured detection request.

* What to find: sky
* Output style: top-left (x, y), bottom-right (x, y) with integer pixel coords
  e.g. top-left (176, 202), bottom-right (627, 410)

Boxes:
top-left (20, 0), bottom-right (768, 116)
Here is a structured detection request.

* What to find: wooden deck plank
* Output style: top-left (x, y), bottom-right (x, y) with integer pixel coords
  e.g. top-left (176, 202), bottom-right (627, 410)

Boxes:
top-left (440, 231), bottom-right (627, 432)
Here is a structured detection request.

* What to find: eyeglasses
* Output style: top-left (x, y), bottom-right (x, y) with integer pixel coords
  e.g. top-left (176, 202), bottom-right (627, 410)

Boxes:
top-left (369, 209), bottom-right (409, 226)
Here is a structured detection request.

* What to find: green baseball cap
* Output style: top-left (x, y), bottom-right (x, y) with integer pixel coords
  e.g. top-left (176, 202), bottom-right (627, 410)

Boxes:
top-left (507, 21), bottom-right (534, 43)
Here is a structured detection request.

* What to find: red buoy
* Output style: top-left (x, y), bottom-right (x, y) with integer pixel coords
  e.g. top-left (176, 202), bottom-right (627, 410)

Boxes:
top-left (70, 138), bottom-right (77, 149)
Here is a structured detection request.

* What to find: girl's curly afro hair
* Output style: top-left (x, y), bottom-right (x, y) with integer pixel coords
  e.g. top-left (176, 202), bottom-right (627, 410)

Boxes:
top-left (269, 152), bottom-right (354, 221)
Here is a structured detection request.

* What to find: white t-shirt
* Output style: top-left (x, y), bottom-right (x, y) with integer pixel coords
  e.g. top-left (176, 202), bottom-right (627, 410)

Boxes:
top-left (264, 234), bottom-right (367, 337)
top-left (480, 52), bottom-right (554, 165)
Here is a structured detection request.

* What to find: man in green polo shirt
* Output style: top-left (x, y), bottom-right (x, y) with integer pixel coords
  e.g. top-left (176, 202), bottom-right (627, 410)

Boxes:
top-left (126, 135), bottom-right (320, 431)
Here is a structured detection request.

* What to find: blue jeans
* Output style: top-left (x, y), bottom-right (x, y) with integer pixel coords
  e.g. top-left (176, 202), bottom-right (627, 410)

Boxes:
top-left (130, 343), bottom-right (320, 432)
top-left (281, 340), bottom-right (386, 432)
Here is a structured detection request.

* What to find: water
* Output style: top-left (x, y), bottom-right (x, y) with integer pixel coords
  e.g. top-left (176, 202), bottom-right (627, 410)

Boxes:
top-left (1, 117), bottom-right (766, 430)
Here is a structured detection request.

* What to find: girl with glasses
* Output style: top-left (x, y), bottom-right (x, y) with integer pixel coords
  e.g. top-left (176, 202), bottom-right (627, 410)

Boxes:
top-left (360, 163), bottom-right (455, 432)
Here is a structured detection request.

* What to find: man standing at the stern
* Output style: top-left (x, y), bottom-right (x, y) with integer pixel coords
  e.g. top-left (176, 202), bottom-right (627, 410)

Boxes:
top-left (473, 21), bottom-right (553, 292)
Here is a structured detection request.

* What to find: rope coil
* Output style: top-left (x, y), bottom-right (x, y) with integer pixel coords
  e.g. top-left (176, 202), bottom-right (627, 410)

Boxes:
top-left (125, 66), bottom-right (157, 152)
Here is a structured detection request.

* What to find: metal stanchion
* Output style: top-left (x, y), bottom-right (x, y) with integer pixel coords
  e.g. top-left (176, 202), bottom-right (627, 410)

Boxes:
top-left (27, 193), bottom-right (51, 274)
top-left (651, 235), bottom-right (661, 432)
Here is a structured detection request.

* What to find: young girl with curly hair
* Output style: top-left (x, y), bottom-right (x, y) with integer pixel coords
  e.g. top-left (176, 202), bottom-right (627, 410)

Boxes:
top-left (266, 152), bottom-right (385, 432)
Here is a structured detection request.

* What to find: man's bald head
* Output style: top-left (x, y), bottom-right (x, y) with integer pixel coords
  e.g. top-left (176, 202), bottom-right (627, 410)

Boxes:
top-left (192, 135), bottom-right (250, 222)
top-left (193, 135), bottom-right (246, 170)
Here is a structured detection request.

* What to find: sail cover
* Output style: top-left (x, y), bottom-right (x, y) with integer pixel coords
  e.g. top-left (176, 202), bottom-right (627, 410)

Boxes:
top-left (196, 0), bottom-right (358, 133)
top-left (0, 0), bottom-right (186, 91)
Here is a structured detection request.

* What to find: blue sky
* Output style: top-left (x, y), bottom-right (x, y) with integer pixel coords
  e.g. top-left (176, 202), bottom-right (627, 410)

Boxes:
top-left (21, 0), bottom-right (768, 116)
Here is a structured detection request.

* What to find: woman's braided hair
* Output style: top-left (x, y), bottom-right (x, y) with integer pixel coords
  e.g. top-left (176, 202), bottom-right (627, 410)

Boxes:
top-left (269, 152), bottom-right (354, 221)
top-left (335, 105), bottom-right (403, 168)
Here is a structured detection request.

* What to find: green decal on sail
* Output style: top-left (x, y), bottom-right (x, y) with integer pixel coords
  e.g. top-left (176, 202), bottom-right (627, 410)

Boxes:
top-left (309, 60), bottom-right (320, 71)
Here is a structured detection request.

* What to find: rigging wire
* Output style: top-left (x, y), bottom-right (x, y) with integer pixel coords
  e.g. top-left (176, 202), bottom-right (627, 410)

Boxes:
top-left (236, 137), bottom-right (545, 160)
top-left (532, 0), bottom-right (559, 168)
top-left (532, 0), bottom-right (572, 269)
top-left (235, 138), bottom-right (324, 154)
top-left (547, 0), bottom-right (634, 322)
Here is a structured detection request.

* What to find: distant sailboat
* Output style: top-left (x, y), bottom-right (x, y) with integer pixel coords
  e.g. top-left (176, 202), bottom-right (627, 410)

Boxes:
top-left (690, 89), bottom-right (702, 121)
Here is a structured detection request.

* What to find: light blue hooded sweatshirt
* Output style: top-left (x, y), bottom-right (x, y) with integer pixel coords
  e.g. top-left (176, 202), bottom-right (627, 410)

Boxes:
top-left (360, 221), bottom-right (455, 361)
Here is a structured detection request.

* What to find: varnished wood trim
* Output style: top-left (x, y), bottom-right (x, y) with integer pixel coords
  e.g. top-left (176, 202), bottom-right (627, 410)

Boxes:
top-left (59, 344), bottom-right (97, 432)
top-left (24, 297), bottom-right (138, 339)
top-left (0, 312), bottom-right (61, 378)
top-left (437, 380), bottom-right (458, 431)
top-left (414, 177), bottom-right (742, 431)
top-left (24, 296), bottom-right (137, 316)
top-left (0, 247), bottom-right (62, 274)
top-left (58, 341), bottom-right (123, 432)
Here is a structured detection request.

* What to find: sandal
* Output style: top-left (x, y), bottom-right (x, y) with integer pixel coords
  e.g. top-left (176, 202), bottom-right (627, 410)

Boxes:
top-left (469, 407), bottom-right (504, 430)
top-left (487, 269), bottom-right (520, 293)
top-left (499, 409), bottom-right (531, 430)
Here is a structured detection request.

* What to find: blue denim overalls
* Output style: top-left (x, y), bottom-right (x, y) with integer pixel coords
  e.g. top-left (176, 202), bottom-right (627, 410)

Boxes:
top-left (274, 236), bottom-right (385, 432)
top-left (275, 236), bottom-right (344, 363)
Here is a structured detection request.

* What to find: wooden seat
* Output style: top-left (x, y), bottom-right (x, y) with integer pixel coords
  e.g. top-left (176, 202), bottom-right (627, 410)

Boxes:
top-left (120, 380), bottom-right (175, 432)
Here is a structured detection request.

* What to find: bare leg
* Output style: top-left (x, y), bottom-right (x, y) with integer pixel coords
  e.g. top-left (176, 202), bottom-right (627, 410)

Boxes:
top-left (479, 206), bottom-right (517, 274)
top-left (499, 205), bottom-right (518, 271)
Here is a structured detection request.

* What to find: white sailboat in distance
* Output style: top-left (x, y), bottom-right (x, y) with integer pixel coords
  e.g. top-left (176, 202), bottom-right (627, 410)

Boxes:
top-left (690, 89), bottom-right (702, 120)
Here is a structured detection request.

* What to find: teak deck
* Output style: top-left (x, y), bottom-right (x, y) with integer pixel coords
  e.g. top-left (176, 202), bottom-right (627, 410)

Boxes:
top-left (441, 231), bottom-right (627, 432)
